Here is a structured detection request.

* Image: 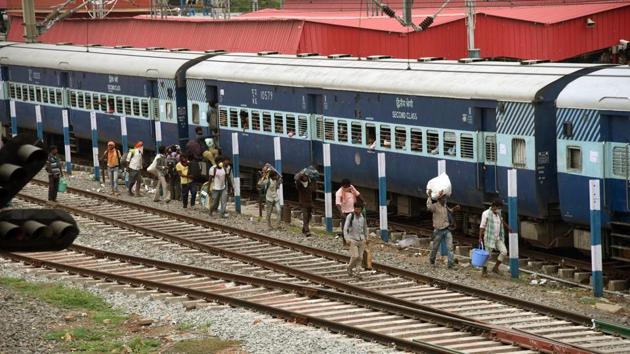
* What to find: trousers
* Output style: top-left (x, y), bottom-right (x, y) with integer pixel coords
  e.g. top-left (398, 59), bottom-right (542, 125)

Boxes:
top-left (153, 172), bottom-right (171, 202)
top-left (301, 206), bottom-right (312, 234)
top-left (48, 174), bottom-right (60, 201)
top-left (210, 188), bottom-right (226, 215)
top-left (265, 200), bottom-right (281, 227)
top-left (107, 167), bottom-right (119, 193)
top-left (181, 183), bottom-right (197, 208)
top-left (348, 240), bottom-right (366, 271)
top-left (429, 228), bottom-right (455, 266)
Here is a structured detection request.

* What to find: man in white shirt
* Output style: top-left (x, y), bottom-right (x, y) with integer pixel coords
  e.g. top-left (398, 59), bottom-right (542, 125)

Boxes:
top-left (479, 199), bottom-right (511, 276)
top-left (209, 157), bottom-right (228, 217)
top-left (126, 141), bottom-right (144, 196)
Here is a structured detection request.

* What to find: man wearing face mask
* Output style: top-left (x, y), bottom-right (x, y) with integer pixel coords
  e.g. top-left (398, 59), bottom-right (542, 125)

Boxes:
top-left (479, 199), bottom-right (511, 276)
top-left (208, 157), bottom-right (228, 217)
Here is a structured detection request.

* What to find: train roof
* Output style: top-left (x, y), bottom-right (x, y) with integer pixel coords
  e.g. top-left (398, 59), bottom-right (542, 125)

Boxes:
top-left (187, 53), bottom-right (599, 102)
top-left (0, 42), bottom-right (205, 79)
top-left (556, 66), bottom-right (630, 112)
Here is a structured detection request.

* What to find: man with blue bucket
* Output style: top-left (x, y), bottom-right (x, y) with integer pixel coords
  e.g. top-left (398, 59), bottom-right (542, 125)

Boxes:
top-left (479, 199), bottom-right (511, 276)
top-left (426, 189), bottom-right (460, 269)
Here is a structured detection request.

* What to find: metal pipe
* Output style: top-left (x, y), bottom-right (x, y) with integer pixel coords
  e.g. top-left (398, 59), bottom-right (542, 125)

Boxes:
top-left (22, 220), bottom-right (52, 239)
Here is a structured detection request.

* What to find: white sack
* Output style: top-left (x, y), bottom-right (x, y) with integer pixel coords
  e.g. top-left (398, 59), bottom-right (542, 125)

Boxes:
top-left (426, 173), bottom-right (452, 200)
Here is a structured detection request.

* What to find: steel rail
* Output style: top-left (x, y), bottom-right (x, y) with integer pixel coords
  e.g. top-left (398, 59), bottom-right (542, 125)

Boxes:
top-left (27, 179), bottom-right (598, 326)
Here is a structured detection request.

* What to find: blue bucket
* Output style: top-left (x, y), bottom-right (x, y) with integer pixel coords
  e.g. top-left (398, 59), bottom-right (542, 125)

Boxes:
top-left (471, 245), bottom-right (489, 268)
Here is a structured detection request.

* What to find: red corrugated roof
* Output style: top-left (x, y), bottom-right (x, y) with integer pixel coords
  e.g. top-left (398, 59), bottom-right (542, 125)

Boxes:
top-left (480, 3), bottom-right (630, 24)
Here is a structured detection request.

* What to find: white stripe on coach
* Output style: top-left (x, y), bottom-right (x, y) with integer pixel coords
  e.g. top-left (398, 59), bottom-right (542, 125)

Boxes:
top-left (120, 116), bottom-right (127, 136)
top-left (231, 132), bottom-right (239, 154)
top-left (273, 137), bottom-right (281, 160)
top-left (35, 105), bottom-right (42, 123)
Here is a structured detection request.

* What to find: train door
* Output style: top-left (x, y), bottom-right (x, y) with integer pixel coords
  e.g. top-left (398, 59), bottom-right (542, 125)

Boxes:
top-left (206, 85), bottom-right (219, 137)
top-left (480, 107), bottom-right (498, 194)
top-left (307, 93), bottom-right (324, 163)
top-left (147, 80), bottom-right (159, 147)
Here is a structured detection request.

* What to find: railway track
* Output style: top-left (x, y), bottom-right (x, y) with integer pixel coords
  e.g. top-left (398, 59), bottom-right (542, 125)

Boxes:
top-left (2, 245), bottom-right (550, 354)
top-left (16, 180), bottom-right (630, 353)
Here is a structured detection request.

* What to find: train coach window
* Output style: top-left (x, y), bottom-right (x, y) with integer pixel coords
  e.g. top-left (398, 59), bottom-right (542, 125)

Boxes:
top-left (286, 114), bottom-right (296, 136)
top-left (116, 97), bottom-right (123, 114)
top-left (92, 95), bottom-right (100, 111)
top-left (100, 95), bottom-right (107, 111)
top-left (166, 102), bottom-right (173, 120)
top-left (427, 130), bottom-right (439, 154)
top-left (192, 103), bottom-right (200, 124)
top-left (324, 119), bottom-right (334, 141)
top-left (251, 111), bottom-right (261, 130)
top-left (240, 110), bottom-right (250, 130)
top-left (35, 87), bottom-right (42, 103)
top-left (262, 112), bottom-right (272, 132)
top-left (316, 116), bottom-right (323, 139)
top-left (512, 138), bottom-right (526, 168)
top-left (485, 136), bottom-right (497, 162)
top-left (42, 88), bottom-right (49, 104)
top-left (351, 122), bottom-right (362, 144)
top-left (219, 108), bottom-right (228, 127)
top-left (109, 96), bottom-right (116, 113)
top-left (460, 134), bottom-right (474, 159)
top-left (133, 99), bottom-right (140, 117)
top-left (124, 97), bottom-right (132, 115)
top-left (612, 146), bottom-right (629, 176)
top-left (141, 100), bottom-right (149, 118)
top-left (395, 127), bottom-right (407, 150)
top-left (444, 132), bottom-right (456, 156)
top-left (86, 93), bottom-right (93, 110)
top-left (15, 85), bottom-right (22, 100)
top-left (337, 120), bottom-right (348, 143)
top-left (410, 129), bottom-right (422, 152)
top-left (298, 115), bottom-right (308, 137)
top-left (27, 86), bottom-right (35, 101)
top-left (567, 147), bottom-right (582, 171)
top-left (274, 113), bottom-right (284, 134)
top-left (8, 83), bottom-right (15, 99)
top-left (68, 91), bottom-right (76, 107)
top-left (366, 124), bottom-right (376, 148)
top-left (56, 90), bottom-right (63, 106)
top-left (380, 125), bottom-right (391, 148)
top-left (77, 93), bottom-right (85, 109)
top-left (229, 109), bottom-right (239, 128)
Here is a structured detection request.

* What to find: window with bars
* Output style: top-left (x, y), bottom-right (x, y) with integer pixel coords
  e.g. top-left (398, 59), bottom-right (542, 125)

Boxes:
top-left (28, 86), bottom-right (35, 101)
top-left (48, 89), bottom-right (55, 105)
top-left (8, 83), bottom-right (16, 99)
top-left (56, 90), bottom-right (63, 105)
top-left (229, 109), bottom-right (239, 128)
top-left (612, 146), bottom-right (629, 177)
top-left (298, 115), bottom-right (308, 137)
top-left (316, 116), bottom-right (323, 139)
top-left (274, 113), bottom-right (284, 134)
top-left (132, 99), bottom-right (140, 117)
top-left (240, 110), bottom-right (249, 130)
top-left (337, 120), bottom-right (348, 143)
top-left (427, 131), bottom-right (439, 154)
top-left (42, 89), bottom-right (49, 104)
top-left (116, 97), bottom-right (123, 114)
top-left (192, 104), bottom-right (200, 124)
top-left (324, 119), bottom-right (334, 141)
top-left (286, 114), bottom-right (296, 136)
top-left (460, 134), bottom-right (474, 159)
top-left (100, 95), bottom-right (107, 111)
top-left (485, 136), bottom-right (497, 162)
top-left (395, 127), bottom-right (407, 150)
top-left (85, 93), bottom-right (92, 110)
top-left (153, 101), bottom-right (159, 120)
top-left (512, 138), bottom-right (527, 168)
top-left (69, 91), bottom-right (77, 107)
top-left (15, 85), bottom-right (22, 100)
top-left (77, 93), bottom-right (85, 109)
top-left (351, 122), bottom-right (362, 145)
top-left (124, 97), bottom-right (132, 115)
top-left (35, 87), bottom-right (42, 102)
top-left (567, 146), bottom-right (582, 171)
top-left (251, 111), bottom-right (261, 131)
top-left (92, 94), bottom-right (99, 110)
top-left (366, 124), bottom-right (376, 148)
top-left (410, 129), bottom-right (422, 152)
top-left (444, 132), bottom-right (457, 156)
top-left (108, 96), bottom-right (115, 113)
top-left (380, 125), bottom-right (391, 148)
top-left (219, 109), bottom-right (228, 127)
top-left (262, 112), bottom-right (272, 132)
top-left (141, 100), bottom-right (149, 118)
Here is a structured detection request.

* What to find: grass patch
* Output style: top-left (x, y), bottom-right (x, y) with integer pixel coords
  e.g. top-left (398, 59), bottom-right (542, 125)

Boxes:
top-left (1, 277), bottom-right (161, 353)
top-left (164, 338), bottom-right (241, 354)
top-left (176, 322), bottom-right (195, 331)
top-left (578, 296), bottom-right (598, 305)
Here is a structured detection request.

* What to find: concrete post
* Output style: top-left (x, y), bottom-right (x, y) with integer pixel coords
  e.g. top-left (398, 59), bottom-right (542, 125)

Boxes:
top-left (9, 100), bottom-right (17, 137)
top-left (90, 111), bottom-right (100, 180)
top-left (323, 143), bottom-right (333, 233)
top-left (508, 169), bottom-right (519, 278)
top-left (35, 105), bottom-right (43, 141)
top-left (589, 179), bottom-right (603, 297)
top-left (232, 132), bottom-right (241, 214)
top-left (273, 136), bottom-right (283, 207)
top-left (378, 152), bottom-right (389, 242)
top-left (62, 109), bottom-right (72, 174)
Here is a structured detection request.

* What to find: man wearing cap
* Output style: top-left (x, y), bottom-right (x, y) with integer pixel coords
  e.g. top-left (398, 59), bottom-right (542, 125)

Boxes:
top-left (126, 141), bottom-right (144, 196)
top-left (426, 189), bottom-right (460, 269)
top-left (479, 199), bottom-right (511, 276)
top-left (102, 141), bottom-right (122, 195)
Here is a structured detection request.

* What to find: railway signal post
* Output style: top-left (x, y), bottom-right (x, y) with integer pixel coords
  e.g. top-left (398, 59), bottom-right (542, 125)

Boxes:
top-left (232, 132), bottom-right (241, 214)
top-left (9, 100), bottom-right (17, 137)
top-left (589, 179), bottom-right (603, 297)
top-left (378, 153), bottom-right (389, 242)
top-left (62, 110), bottom-right (72, 174)
top-left (323, 143), bottom-right (333, 233)
top-left (508, 169), bottom-right (519, 278)
top-left (90, 111), bottom-right (100, 180)
top-left (35, 105), bottom-right (43, 141)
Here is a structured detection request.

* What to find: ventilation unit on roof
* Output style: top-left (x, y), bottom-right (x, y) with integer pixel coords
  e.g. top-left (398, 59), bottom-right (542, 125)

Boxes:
top-left (520, 59), bottom-right (551, 65)
top-left (328, 54), bottom-right (352, 59)
top-left (458, 57), bottom-right (484, 63)
top-left (170, 48), bottom-right (190, 52)
top-left (257, 51), bottom-right (279, 56)
top-left (146, 47), bottom-right (165, 51)
top-left (297, 52), bottom-right (319, 57)
top-left (205, 49), bottom-right (226, 53)
top-left (56, 42), bottom-right (73, 46)
top-left (114, 45), bottom-right (132, 49)
top-left (417, 57), bottom-right (444, 62)
top-left (367, 55), bottom-right (392, 61)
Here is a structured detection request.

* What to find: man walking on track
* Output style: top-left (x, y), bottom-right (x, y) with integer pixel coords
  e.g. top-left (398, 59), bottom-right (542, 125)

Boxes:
top-left (296, 172), bottom-right (316, 237)
top-left (480, 199), bottom-right (511, 276)
top-left (126, 141), bottom-right (144, 196)
top-left (102, 141), bottom-right (121, 196)
top-left (426, 189), bottom-right (460, 269)
top-left (344, 202), bottom-right (368, 279)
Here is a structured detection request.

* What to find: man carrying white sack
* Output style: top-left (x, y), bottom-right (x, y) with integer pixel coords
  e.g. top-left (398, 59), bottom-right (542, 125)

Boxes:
top-left (426, 189), bottom-right (460, 269)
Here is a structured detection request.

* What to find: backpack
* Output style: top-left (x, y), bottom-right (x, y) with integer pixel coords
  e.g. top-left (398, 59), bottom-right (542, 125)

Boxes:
top-left (121, 149), bottom-right (134, 168)
top-left (188, 159), bottom-right (202, 182)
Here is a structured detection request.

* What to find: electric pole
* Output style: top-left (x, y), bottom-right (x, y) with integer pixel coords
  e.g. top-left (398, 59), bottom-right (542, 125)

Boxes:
top-left (466, 0), bottom-right (480, 58)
